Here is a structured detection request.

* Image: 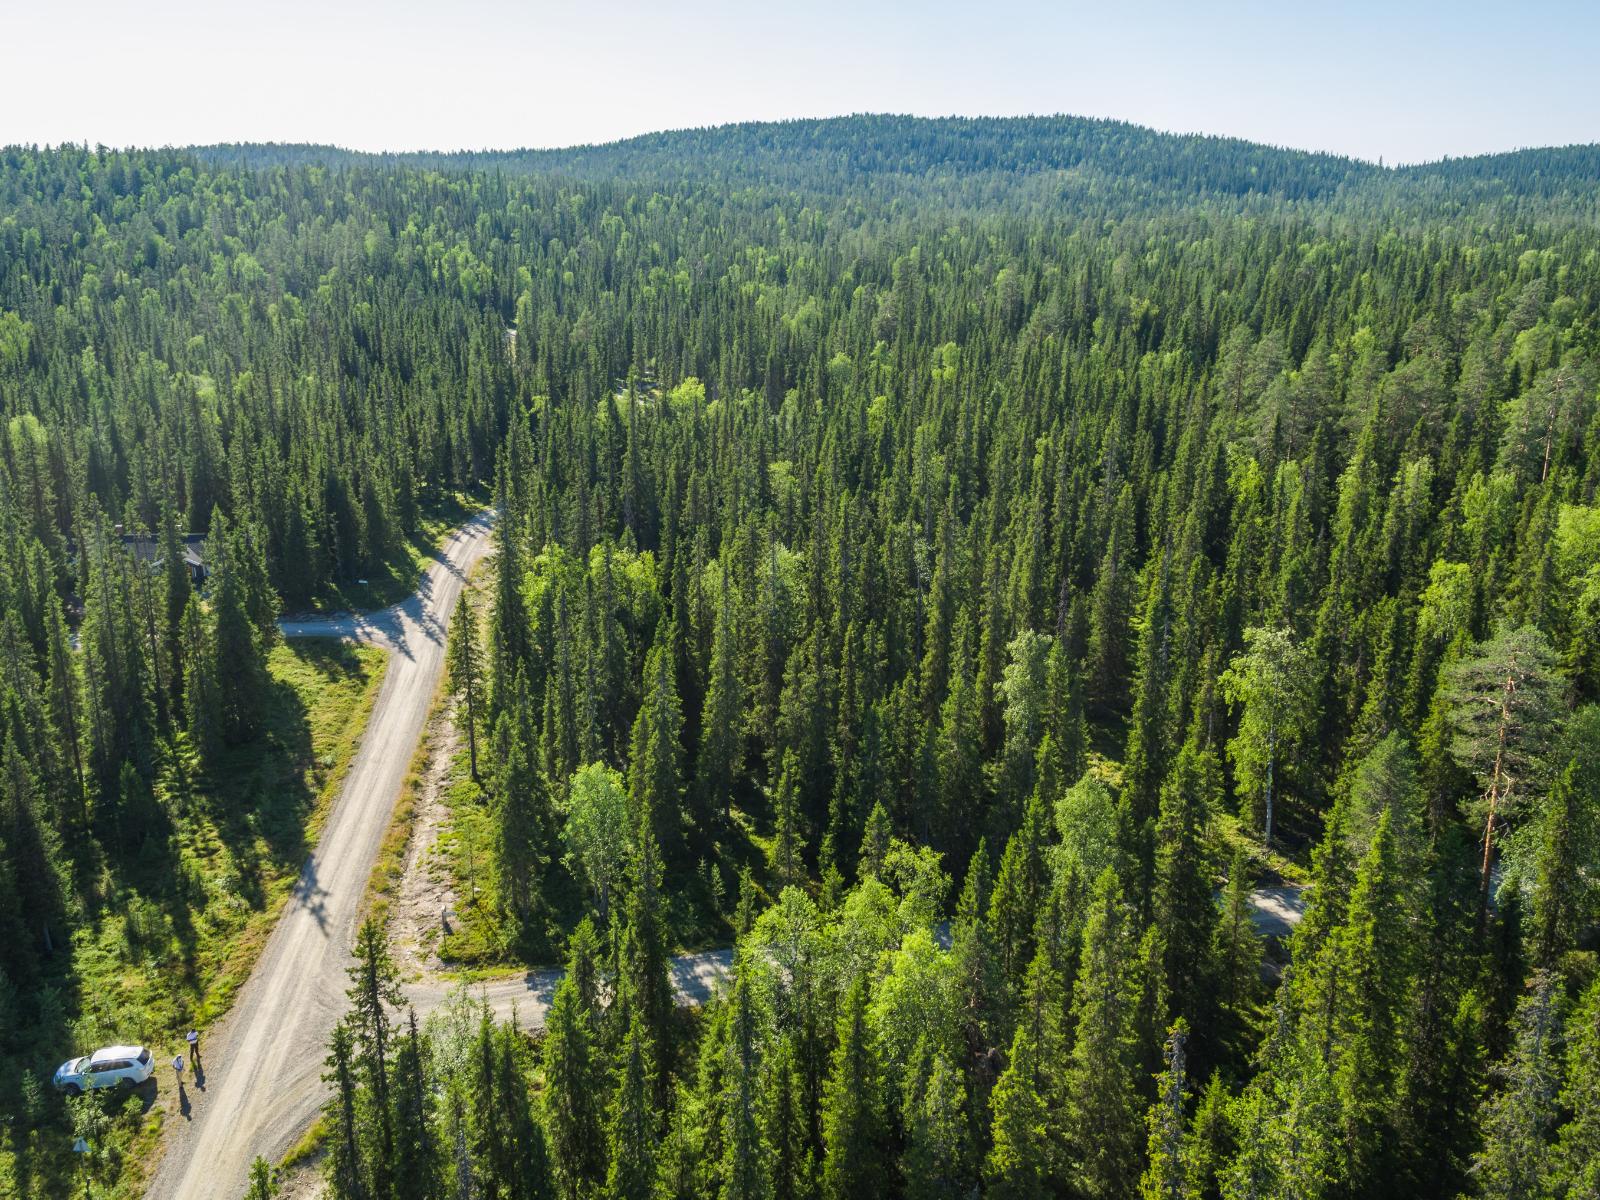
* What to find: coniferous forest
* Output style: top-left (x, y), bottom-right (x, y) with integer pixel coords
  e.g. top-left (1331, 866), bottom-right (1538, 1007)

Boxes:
top-left (2, 115), bottom-right (1600, 1198)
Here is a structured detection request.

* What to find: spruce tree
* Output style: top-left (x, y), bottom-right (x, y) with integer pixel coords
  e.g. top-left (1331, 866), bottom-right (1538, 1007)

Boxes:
top-left (542, 974), bottom-right (606, 1200)
top-left (493, 711), bottom-right (554, 951)
top-left (630, 618), bottom-right (685, 860)
top-left (1550, 976), bottom-right (1600, 1198)
top-left (820, 978), bottom-right (886, 1200)
top-left (720, 973), bottom-right (772, 1200)
top-left (448, 592), bottom-right (485, 781)
top-left (1141, 1020), bottom-right (1191, 1200)
top-left (390, 1011), bottom-right (437, 1200)
top-left (1065, 867), bottom-right (1145, 1200)
top-left (606, 1013), bottom-right (658, 1200)
top-left (1153, 742), bottom-right (1220, 1029)
top-left (1468, 970), bottom-right (1565, 1200)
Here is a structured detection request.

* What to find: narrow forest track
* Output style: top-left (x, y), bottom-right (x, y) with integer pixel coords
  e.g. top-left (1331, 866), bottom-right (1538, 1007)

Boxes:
top-left (147, 514), bottom-right (495, 1200)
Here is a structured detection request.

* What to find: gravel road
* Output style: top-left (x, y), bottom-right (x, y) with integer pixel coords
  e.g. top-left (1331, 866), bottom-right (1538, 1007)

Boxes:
top-left (145, 506), bottom-right (1308, 1198)
top-left (148, 515), bottom-right (494, 1200)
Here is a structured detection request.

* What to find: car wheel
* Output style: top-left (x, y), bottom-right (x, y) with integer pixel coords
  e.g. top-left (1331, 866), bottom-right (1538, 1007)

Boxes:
top-left (62, 1084), bottom-right (81, 1096)
top-left (118, 1077), bottom-right (134, 1091)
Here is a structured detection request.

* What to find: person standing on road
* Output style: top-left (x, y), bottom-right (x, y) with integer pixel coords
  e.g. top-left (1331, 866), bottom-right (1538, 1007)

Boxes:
top-left (186, 1029), bottom-right (201, 1065)
top-left (173, 1052), bottom-right (185, 1084)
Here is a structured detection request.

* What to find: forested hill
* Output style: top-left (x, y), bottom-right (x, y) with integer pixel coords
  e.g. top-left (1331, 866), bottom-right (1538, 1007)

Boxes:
top-left (186, 113), bottom-right (1600, 207)
top-left (3, 114), bottom-right (1600, 1199)
top-left (189, 114), bottom-right (1378, 201)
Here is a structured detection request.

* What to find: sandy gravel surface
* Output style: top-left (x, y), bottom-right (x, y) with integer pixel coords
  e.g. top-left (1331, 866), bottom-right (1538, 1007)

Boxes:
top-left (147, 514), bottom-right (494, 1200)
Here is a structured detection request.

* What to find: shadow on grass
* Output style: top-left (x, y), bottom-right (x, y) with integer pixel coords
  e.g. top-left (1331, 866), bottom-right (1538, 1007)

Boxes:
top-left (312, 488), bottom-right (488, 616)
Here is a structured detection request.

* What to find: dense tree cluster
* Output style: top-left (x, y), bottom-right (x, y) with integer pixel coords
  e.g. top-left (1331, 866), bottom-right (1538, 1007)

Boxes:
top-left (2, 115), bottom-right (1600, 1197)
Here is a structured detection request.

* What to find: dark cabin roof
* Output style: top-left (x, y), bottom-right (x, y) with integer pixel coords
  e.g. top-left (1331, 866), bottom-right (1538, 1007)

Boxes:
top-left (119, 533), bottom-right (206, 573)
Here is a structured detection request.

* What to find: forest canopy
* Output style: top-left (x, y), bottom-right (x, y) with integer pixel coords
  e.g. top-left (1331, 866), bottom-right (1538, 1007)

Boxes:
top-left (2, 114), bottom-right (1599, 1199)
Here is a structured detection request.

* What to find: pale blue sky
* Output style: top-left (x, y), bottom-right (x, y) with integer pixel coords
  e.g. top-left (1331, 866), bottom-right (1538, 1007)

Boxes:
top-left (4, 0), bottom-right (1595, 163)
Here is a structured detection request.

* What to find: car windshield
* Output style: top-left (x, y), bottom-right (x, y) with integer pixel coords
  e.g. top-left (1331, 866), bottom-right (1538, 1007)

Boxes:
top-left (65, 1057), bottom-right (87, 1074)
top-left (136, 1049), bottom-right (151, 1065)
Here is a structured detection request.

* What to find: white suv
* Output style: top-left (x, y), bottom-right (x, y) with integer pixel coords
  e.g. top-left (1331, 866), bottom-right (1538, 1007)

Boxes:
top-left (53, 1045), bottom-right (155, 1094)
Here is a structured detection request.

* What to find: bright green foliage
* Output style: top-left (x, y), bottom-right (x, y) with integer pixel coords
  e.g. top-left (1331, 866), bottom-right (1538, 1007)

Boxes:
top-left (1550, 977), bottom-right (1600, 1198)
top-left (1218, 626), bottom-right (1317, 849)
top-left (246, 1156), bottom-right (278, 1200)
top-left (985, 1018), bottom-right (1056, 1200)
top-left (6, 119), bottom-right (1600, 1200)
top-left (562, 762), bottom-right (631, 925)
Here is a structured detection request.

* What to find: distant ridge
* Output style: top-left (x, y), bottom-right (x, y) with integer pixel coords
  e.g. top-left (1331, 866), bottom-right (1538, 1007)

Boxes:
top-left (182, 114), bottom-right (1600, 205)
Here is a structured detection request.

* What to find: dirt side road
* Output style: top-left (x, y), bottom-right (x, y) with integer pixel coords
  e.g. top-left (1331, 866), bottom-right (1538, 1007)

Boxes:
top-left (147, 503), bottom-right (1309, 1199)
top-left (147, 514), bottom-right (494, 1200)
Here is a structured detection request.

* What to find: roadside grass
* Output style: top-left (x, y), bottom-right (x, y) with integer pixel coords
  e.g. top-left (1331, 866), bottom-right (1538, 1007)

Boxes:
top-left (309, 487), bottom-right (487, 615)
top-left (433, 726), bottom-right (752, 970)
top-left (364, 666), bottom-right (450, 934)
top-left (0, 639), bottom-right (386, 1200)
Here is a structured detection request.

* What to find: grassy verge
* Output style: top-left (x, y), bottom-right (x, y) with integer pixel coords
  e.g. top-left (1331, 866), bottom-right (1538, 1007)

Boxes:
top-left (364, 671), bottom-right (449, 934)
top-left (1, 639), bottom-right (387, 1200)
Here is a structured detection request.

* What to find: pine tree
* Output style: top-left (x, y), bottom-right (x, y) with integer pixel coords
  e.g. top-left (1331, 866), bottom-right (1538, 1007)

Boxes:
top-left (1442, 622), bottom-right (1563, 928)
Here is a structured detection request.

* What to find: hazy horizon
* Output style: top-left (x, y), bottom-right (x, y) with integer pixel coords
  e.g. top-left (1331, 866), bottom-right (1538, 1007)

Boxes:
top-left (35, 111), bottom-right (1599, 169)
top-left (4, 0), bottom-right (1597, 166)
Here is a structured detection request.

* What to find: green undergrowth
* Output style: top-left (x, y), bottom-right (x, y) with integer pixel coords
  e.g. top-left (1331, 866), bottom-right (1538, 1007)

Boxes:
top-left (1, 638), bottom-right (386, 1200)
top-left (309, 487), bottom-right (487, 615)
